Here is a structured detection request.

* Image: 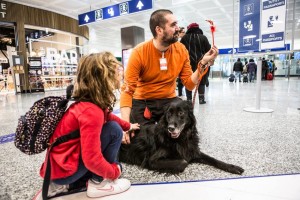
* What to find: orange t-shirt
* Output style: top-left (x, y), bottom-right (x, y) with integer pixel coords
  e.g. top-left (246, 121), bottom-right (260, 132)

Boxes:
top-left (120, 39), bottom-right (196, 108)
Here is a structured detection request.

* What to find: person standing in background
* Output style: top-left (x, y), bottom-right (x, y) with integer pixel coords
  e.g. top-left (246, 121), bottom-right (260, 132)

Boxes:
top-left (178, 27), bottom-right (185, 40)
top-left (270, 60), bottom-right (276, 78)
top-left (247, 58), bottom-right (257, 83)
top-left (262, 58), bottom-right (269, 80)
top-left (233, 58), bottom-right (243, 82)
top-left (177, 27), bottom-right (186, 99)
top-left (180, 23), bottom-right (211, 104)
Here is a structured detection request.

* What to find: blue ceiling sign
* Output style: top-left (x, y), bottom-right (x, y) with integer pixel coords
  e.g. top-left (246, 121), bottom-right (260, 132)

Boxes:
top-left (239, 0), bottom-right (261, 52)
top-left (78, 11), bottom-right (95, 25)
top-left (78, 0), bottom-right (153, 26)
top-left (129, 0), bottom-right (153, 14)
top-left (103, 4), bottom-right (121, 19)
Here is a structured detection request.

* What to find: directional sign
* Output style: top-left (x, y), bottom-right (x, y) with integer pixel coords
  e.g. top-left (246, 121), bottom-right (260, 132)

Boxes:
top-left (239, 0), bottom-right (261, 52)
top-left (78, 0), bottom-right (153, 25)
top-left (260, 0), bottom-right (286, 50)
top-left (129, 0), bottom-right (153, 13)
top-left (78, 11), bottom-right (95, 25)
top-left (103, 4), bottom-right (120, 19)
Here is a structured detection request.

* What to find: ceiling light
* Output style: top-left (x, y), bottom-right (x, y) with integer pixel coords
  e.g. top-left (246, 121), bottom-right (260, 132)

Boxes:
top-left (172, 0), bottom-right (195, 5)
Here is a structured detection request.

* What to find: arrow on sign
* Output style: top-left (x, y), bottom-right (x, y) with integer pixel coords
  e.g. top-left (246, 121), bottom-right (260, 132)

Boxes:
top-left (136, 1), bottom-right (144, 10)
top-left (84, 15), bottom-right (90, 22)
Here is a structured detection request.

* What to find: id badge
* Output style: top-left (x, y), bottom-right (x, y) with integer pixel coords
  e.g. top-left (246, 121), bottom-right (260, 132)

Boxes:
top-left (160, 58), bottom-right (167, 70)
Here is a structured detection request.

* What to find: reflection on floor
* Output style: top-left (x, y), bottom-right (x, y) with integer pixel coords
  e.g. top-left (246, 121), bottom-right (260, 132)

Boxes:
top-left (0, 77), bottom-right (300, 200)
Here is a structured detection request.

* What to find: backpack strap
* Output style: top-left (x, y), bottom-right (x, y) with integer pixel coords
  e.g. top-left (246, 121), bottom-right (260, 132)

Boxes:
top-left (42, 130), bottom-right (80, 200)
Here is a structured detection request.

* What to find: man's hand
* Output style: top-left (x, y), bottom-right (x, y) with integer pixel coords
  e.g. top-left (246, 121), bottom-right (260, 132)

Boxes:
top-left (202, 46), bottom-right (219, 64)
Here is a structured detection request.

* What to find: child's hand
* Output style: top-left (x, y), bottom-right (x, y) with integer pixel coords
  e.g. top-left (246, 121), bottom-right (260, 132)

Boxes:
top-left (122, 123), bottom-right (140, 145)
top-left (129, 123), bottom-right (140, 131)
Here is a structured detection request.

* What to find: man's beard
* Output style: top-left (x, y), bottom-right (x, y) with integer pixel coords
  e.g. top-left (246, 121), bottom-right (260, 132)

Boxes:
top-left (161, 31), bottom-right (179, 47)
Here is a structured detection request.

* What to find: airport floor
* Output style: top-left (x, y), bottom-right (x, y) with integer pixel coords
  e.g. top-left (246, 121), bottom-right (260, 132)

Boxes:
top-left (0, 77), bottom-right (300, 200)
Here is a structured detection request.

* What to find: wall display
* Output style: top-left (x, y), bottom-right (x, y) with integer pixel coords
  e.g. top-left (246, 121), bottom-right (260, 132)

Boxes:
top-left (28, 57), bottom-right (44, 93)
top-left (260, 0), bottom-right (286, 50)
top-left (41, 56), bottom-right (76, 90)
top-left (25, 31), bottom-right (54, 43)
top-left (28, 38), bottom-right (81, 91)
top-left (12, 55), bottom-right (26, 93)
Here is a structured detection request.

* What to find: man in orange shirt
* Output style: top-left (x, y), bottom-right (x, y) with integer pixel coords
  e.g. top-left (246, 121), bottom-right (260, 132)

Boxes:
top-left (120, 9), bottom-right (218, 144)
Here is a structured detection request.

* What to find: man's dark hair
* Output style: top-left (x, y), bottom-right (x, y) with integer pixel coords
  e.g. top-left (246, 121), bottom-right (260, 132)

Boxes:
top-left (149, 9), bottom-right (173, 38)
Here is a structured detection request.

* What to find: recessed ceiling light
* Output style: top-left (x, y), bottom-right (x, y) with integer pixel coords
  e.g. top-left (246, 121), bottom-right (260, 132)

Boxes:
top-left (172, 0), bottom-right (195, 5)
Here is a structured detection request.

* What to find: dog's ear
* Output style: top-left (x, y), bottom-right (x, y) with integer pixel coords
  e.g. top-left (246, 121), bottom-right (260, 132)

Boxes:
top-left (186, 101), bottom-right (196, 126)
top-left (185, 100), bottom-right (193, 111)
top-left (158, 104), bottom-right (169, 127)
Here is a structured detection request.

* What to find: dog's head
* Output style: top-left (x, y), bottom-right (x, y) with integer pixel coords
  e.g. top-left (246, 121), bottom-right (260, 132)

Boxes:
top-left (159, 100), bottom-right (196, 139)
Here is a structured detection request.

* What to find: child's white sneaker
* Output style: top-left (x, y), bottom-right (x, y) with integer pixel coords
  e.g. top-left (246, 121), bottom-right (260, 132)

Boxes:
top-left (87, 178), bottom-right (131, 198)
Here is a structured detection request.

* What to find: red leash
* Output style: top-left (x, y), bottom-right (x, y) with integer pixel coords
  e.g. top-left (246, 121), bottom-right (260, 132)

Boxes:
top-left (192, 64), bottom-right (209, 108)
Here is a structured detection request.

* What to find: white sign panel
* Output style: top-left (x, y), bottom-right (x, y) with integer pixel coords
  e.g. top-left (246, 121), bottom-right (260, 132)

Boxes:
top-left (260, 0), bottom-right (286, 50)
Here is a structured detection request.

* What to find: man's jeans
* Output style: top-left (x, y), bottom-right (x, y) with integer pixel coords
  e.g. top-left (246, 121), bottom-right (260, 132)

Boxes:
top-left (249, 71), bottom-right (255, 82)
top-left (234, 71), bottom-right (241, 82)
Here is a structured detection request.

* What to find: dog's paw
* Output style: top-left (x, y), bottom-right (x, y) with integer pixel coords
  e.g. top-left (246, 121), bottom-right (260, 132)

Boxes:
top-left (177, 160), bottom-right (189, 172)
top-left (169, 160), bottom-right (188, 174)
top-left (226, 164), bottom-right (244, 175)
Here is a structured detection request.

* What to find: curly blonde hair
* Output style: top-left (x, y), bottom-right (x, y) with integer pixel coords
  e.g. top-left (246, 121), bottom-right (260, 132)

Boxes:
top-left (72, 52), bottom-right (122, 111)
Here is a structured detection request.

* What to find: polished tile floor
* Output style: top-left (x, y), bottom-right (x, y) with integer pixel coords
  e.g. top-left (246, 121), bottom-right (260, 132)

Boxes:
top-left (0, 77), bottom-right (300, 200)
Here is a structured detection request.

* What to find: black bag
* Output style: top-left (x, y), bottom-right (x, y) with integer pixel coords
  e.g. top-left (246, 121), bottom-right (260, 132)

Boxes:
top-left (229, 74), bottom-right (235, 82)
top-left (14, 96), bottom-right (80, 200)
top-left (243, 75), bottom-right (248, 83)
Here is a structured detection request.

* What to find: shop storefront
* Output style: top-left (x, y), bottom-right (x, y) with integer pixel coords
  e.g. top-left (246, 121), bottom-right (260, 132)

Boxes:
top-left (0, 0), bottom-right (88, 94)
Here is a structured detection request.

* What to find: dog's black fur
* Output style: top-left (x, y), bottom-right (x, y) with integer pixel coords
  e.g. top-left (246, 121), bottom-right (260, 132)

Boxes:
top-left (119, 100), bottom-right (244, 174)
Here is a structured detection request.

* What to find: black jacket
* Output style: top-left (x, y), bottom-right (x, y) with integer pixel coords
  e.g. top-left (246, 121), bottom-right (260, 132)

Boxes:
top-left (180, 28), bottom-right (211, 72)
top-left (233, 61), bottom-right (243, 72)
top-left (262, 60), bottom-right (269, 70)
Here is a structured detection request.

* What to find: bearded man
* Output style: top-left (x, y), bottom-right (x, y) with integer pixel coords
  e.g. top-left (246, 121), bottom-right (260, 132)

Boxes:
top-left (120, 9), bottom-right (218, 144)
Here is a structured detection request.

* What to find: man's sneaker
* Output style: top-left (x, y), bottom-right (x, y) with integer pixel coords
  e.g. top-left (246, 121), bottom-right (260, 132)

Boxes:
top-left (32, 182), bottom-right (69, 200)
top-left (87, 178), bottom-right (131, 198)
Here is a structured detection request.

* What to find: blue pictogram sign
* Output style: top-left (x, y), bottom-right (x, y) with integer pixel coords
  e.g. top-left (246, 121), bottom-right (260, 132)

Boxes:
top-left (78, 0), bottom-right (153, 25)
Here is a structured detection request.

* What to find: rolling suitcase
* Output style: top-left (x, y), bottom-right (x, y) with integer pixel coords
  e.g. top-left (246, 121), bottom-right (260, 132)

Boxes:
top-left (243, 74), bottom-right (248, 83)
top-left (267, 73), bottom-right (273, 80)
top-left (229, 74), bottom-right (235, 82)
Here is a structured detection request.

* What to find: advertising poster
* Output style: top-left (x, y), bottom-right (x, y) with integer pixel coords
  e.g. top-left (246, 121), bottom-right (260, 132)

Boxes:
top-left (239, 0), bottom-right (261, 52)
top-left (260, 0), bottom-right (286, 50)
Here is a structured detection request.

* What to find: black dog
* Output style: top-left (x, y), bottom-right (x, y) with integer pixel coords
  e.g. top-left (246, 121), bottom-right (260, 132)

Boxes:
top-left (119, 100), bottom-right (244, 175)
